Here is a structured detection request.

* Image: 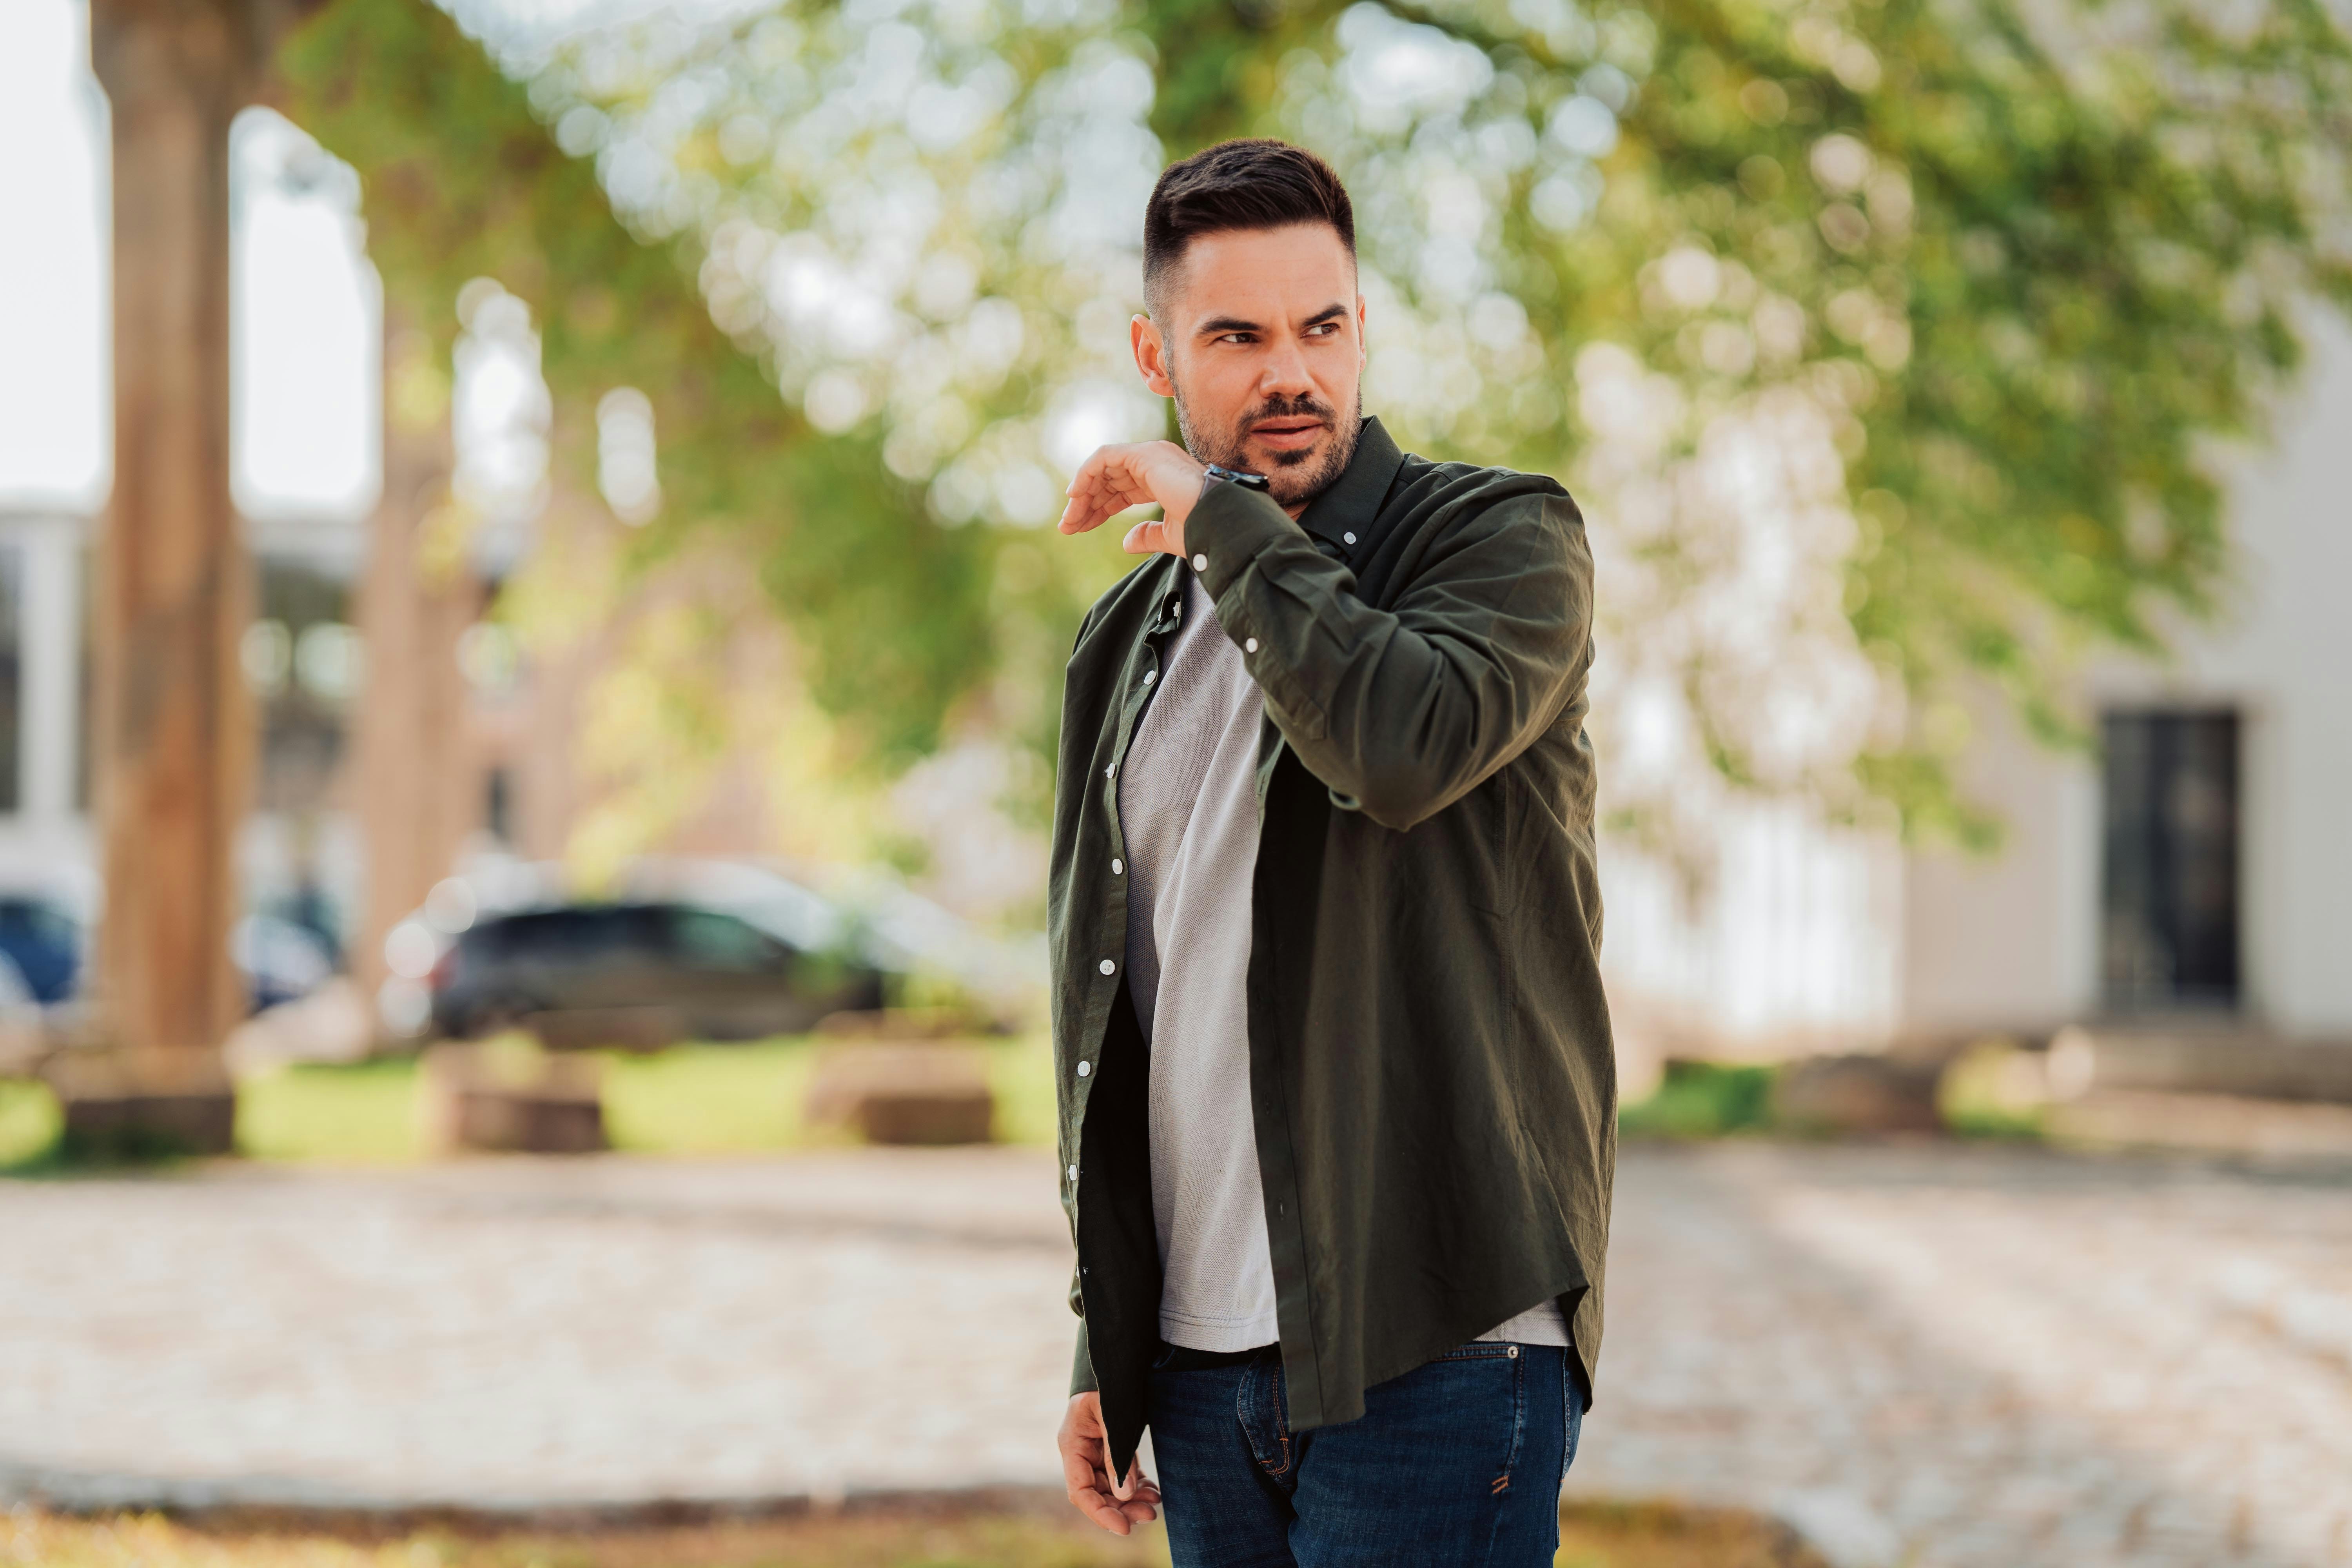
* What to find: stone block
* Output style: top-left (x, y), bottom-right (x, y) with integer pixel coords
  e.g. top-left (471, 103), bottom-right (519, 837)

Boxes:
top-left (419, 1042), bottom-right (607, 1155)
top-left (40, 1044), bottom-right (236, 1160)
top-left (804, 1043), bottom-right (995, 1146)
top-left (2047, 1025), bottom-right (2352, 1104)
top-left (1775, 1053), bottom-right (1945, 1135)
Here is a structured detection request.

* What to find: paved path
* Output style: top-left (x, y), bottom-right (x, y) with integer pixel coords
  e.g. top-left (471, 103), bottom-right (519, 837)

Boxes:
top-left (4, 1143), bottom-right (2349, 1565)
top-left (0, 1151), bottom-right (1076, 1510)
top-left (1573, 1143), bottom-right (2352, 1568)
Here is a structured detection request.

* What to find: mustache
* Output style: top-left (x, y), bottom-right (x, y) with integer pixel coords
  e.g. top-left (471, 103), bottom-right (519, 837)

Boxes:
top-left (1241, 395), bottom-right (1337, 428)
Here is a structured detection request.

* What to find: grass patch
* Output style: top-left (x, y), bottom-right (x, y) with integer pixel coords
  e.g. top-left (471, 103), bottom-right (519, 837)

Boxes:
top-left (0, 1076), bottom-right (63, 1169)
top-left (0, 1508), bottom-right (1168, 1568)
top-left (1557, 1501), bottom-right (1829, 1567)
top-left (598, 1038), bottom-right (827, 1155)
top-left (221, 1033), bottom-right (1063, 1166)
top-left (1617, 1061), bottom-right (1779, 1140)
top-left (238, 1057), bottom-right (425, 1163)
top-left (984, 1031), bottom-right (1059, 1147)
top-left (1935, 1039), bottom-right (2049, 1142)
top-left (0, 1504), bottom-right (1824, 1568)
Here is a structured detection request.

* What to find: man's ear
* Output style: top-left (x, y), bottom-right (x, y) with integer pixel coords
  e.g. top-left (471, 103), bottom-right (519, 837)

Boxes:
top-left (1356, 292), bottom-right (1369, 367)
top-left (1132, 314), bottom-right (1176, 398)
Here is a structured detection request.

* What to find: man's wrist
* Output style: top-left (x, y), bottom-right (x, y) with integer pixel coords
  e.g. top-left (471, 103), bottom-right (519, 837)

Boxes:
top-left (1185, 467), bottom-right (1295, 597)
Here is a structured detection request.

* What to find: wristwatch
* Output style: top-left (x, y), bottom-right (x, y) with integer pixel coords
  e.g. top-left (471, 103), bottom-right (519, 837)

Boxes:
top-left (1201, 464), bottom-right (1271, 493)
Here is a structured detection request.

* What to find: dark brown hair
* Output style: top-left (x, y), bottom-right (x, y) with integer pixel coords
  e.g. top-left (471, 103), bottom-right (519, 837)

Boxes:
top-left (1143, 139), bottom-right (1356, 319)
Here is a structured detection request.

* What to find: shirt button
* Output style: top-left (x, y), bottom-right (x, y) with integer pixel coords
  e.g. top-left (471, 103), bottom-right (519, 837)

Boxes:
top-left (1244, 637), bottom-right (1259, 653)
top-left (1142, 669), bottom-right (1156, 685)
top-left (1099, 958), bottom-right (1116, 975)
top-left (1076, 1061), bottom-right (1092, 1077)
top-left (1111, 858), bottom-right (1123, 875)
top-left (1344, 532), bottom-right (1357, 544)
top-left (1067, 1164), bottom-right (1079, 1183)
top-left (1105, 761), bottom-right (1118, 779)
top-left (1191, 553), bottom-right (1207, 571)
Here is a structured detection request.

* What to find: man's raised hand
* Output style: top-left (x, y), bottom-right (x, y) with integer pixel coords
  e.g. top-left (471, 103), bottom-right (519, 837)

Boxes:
top-left (1057, 440), bottom-right (1208, 558)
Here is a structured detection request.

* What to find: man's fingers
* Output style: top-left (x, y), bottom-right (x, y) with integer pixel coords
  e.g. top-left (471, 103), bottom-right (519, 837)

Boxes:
top-left (1061, 1439), bottom-right (1100, 1496)
top-left (1102, 1433), bottom-right (1134, 1501)
top-left (1079, 1490), bottom-right (1134, 1535)
top-left (1060, 448), bottom-right (1164, 532)
top-left (1116, 1469), bottom-right (1161, 1522)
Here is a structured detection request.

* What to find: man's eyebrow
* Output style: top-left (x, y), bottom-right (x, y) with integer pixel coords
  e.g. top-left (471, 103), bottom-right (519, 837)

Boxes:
top-left (1196, 303), bottom-right (1351, 338)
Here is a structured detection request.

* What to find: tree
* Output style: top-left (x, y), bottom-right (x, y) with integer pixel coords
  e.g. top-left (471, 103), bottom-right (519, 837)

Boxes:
top-left (278, 0), bottom-right (2351, 877)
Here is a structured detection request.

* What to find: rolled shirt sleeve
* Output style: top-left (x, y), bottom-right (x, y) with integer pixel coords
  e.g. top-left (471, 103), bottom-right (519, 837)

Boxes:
top-left (1183, 475), bottom-right (1593, 833)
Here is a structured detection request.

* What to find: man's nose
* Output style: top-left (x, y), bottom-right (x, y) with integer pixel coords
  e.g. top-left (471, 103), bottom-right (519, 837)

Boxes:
top-left (1258, 336), bottom-right (1316, 396)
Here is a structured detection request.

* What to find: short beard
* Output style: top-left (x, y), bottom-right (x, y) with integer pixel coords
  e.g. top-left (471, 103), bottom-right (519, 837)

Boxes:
top-left (1172, 378), bottom-right (1363, 512)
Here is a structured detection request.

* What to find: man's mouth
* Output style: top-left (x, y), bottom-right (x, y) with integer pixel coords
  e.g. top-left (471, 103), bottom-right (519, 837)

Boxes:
top-left (1249, 417), bottom-right (1328, 451)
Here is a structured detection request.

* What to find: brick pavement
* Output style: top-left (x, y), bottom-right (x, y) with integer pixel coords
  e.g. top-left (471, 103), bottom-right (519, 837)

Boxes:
top-left (1571, 1143), bottom-right (2352, 1568)
top-left (2, 1143), bottom-right (2347, 1565)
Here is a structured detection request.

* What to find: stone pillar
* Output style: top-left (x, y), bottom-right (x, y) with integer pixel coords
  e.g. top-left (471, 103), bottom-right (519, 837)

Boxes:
top-left (350, 319), bottom-right (477, 1010)
top-left (64, 0), bottom-right (256, 1151)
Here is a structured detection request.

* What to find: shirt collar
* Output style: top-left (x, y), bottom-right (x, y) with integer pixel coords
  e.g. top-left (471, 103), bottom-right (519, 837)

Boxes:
top-left (1296, 416), bottom-right (1406, 561)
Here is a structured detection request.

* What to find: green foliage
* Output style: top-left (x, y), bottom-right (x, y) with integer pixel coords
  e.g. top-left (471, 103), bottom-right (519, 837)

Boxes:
top-left (274, 0), bottom-right (2351, 858)
top-left (1194, 0), bottom-right (2352, 844)
top-left (276, 0), bottom-right (1028, 778)
top-left (1619, 1058), bottom-right (1778, 1137)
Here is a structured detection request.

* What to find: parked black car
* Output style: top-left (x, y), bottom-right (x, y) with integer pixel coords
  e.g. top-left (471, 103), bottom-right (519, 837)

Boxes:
top-left (428, 902), bottom-right (885, 1045)
top-left (0, 895), bottom-right (80, 1005)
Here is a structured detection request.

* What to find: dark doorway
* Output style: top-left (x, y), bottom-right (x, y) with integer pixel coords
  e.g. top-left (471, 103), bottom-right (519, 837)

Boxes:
top-left (2100, 708), bottom-right (2241, 1011)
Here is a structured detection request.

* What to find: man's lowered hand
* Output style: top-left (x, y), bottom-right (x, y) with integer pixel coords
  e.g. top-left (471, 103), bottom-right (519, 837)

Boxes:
top-left (1058, 1391), bottom-right (1162, 1535)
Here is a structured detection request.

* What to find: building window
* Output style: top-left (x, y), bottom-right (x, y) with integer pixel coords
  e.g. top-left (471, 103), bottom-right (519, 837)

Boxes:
top-left (2100, 708), bottom-right (2241, 1012)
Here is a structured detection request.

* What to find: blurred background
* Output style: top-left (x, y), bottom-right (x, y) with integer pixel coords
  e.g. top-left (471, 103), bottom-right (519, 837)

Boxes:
top-left (1, 0), bottom-right (2348, 1562)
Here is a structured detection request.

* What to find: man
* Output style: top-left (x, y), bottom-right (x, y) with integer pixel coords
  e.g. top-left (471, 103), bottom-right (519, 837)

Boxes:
top-left (1048, 138), bottom-right (1614, 1565)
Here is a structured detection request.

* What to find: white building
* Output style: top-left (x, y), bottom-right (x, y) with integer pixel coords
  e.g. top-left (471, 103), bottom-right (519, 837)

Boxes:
top-left (0, 511), bottom-right (93, 917)
top-left (1604, 314), bottom-right (2352, 1062)
top-left (1901, 313), bottom-right (2352, 1046)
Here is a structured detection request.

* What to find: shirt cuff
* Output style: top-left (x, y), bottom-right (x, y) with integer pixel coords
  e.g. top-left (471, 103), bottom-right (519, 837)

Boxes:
top-left (1071, 1319), bottom-right (1099, 1396)
top-left (1185, 476), bottom-right (1298, 601)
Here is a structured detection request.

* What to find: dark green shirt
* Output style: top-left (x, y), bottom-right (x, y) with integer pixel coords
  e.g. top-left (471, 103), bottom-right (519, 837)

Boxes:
top-left (1049, 417), bottom-right (1615, 1474)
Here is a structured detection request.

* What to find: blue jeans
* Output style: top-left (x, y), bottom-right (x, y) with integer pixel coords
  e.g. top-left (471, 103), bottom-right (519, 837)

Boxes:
top-left (1145, 1340), bottom-right (1585, 1567)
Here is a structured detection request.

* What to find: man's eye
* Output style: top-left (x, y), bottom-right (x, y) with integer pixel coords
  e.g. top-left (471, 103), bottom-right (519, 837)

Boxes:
top-left (1218, 332), bottom-right (1253, 345)
top-left (1307, 322), bottom-right (1340, 336)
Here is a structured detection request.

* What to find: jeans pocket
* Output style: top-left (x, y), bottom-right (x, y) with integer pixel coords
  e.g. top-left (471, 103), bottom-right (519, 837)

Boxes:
top-left (1562, 1358), bottom-right (1587, 1482)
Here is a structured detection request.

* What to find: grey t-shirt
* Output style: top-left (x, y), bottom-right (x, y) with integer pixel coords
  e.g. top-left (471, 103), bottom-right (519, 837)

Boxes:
top-left (1118, 570), bottom-right (1568, 1353)
top-left (1120, 571), bottom-right (1279, 1351)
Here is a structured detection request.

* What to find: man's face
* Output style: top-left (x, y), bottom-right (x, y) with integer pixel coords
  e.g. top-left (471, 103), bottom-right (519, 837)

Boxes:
top-left (1134, 223), bottom-right (1367, 512)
